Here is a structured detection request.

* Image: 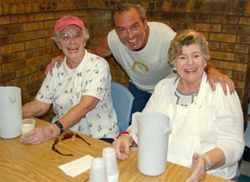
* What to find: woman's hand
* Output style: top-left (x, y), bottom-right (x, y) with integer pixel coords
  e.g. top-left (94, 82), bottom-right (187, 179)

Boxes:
top-left (45, 54), bottom-right (65, 74)
top-left (112, 134), bottom-right (131, 160)
top-left (186, 153), bottom-right (206, 182)
top-left (20, 124), bottom-right (57, 145)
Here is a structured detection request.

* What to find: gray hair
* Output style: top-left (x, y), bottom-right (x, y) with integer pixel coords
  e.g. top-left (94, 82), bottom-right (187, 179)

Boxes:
top-left (168, 29), bottom-right (210, 66)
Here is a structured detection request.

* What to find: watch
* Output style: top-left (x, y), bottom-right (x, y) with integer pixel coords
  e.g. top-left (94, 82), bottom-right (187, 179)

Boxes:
top-left (202, 154), bottom-right (211, 171)
top-left (54, 120), bottom-right (64, 134)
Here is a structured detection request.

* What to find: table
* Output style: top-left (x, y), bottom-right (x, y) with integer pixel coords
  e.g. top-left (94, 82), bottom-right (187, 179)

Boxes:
top-left (0, 118), bottom-right (233, 182)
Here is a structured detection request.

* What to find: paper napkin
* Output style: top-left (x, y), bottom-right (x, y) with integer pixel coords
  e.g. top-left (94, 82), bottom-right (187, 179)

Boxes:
top-left (59, 155), bottom-right (94, 177)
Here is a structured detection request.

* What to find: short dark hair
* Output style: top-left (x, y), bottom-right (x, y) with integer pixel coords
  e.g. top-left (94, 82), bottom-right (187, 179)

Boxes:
top-left (111, 1), bottom-right (146, 27)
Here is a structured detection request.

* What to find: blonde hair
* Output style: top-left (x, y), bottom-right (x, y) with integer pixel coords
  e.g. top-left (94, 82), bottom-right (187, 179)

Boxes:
top-left (168, 29), bottom-right (210, 66)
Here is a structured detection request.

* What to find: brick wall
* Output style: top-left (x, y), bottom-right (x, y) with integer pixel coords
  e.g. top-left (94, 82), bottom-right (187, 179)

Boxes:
top-left (1, 0), bottom-right (250, 121)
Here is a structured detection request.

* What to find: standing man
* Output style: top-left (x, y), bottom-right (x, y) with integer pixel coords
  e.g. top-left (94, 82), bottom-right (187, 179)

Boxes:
top-left (48, 2), bottom-right (234, 124)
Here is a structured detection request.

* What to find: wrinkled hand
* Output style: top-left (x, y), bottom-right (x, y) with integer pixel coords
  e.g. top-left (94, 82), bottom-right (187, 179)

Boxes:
top-left (21, 124), bottom-right (57, 145)
top-left (45, 54), bottom-right (65, 74)
top-left (207, 68), bottom-right (235, 95)
top-left (186, 153), bottom-right (206, 182)
top-left (112, 135), bottom-right (130, 160)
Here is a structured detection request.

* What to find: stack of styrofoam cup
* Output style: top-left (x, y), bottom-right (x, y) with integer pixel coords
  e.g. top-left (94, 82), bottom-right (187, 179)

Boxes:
top-left (102, 147), bottom-right (119, 182)
top-left (89, 158), bottom-right (108, 182)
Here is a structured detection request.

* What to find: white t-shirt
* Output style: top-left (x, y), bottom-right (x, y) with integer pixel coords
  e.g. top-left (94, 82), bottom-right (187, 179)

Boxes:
top-left (108, 22), bottom-right (176, 93)
top-left (36, 50), bottom-right (118, 139)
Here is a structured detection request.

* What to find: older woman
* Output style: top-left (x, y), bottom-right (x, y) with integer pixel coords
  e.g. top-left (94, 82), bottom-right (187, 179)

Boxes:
top-left (113, 29), bottom-right (244, 181)
top-left (22, 15), bottom-right (118, 144)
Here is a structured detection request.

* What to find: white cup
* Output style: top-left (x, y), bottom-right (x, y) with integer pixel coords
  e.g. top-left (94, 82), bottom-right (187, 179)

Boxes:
top-left (89, 158), bottom-right (108, 182)
top-left (20, 119), bottom-right (36, 135)
top-left (102, 147), bottom-right (119, 182)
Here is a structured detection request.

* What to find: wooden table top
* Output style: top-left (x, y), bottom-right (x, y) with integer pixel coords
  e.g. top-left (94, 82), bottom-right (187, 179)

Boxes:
top-left (0, 117), bottom-right (233, 182)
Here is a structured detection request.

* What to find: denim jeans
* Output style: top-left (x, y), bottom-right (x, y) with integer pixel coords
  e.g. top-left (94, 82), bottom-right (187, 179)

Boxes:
top-left (128, 82), bottom-right (152, 125)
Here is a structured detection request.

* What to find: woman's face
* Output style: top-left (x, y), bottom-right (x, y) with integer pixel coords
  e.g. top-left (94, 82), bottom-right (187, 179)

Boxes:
top-left (57, 25), bottom-right (86, 63)
top-left (114, 8), bottom-right (148, 51)
top-left (175, 44), bottom-right (206, 85)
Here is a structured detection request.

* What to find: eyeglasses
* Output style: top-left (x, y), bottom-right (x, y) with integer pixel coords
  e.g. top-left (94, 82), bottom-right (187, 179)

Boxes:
top-left (52, 131), bottom-right (91, 156)
top-left (59, 32), bottom-right (84, 42)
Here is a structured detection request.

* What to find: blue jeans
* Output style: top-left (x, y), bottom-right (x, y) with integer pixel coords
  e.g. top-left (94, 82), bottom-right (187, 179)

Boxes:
top-left (129, 82), bottom-right (152, 125)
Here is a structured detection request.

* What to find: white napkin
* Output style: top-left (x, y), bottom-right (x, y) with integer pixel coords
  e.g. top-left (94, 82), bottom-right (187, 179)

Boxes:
top-left (59, 155), bottom-right (94, 177)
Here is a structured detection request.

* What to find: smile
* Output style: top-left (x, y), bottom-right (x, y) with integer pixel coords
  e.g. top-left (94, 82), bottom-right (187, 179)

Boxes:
top-left (184, 68), bottom-right (197, 73)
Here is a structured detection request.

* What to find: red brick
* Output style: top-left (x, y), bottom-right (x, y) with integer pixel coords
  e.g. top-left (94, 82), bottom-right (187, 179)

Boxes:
top-left (16, 65), bottom-right (38, 77)
top-left (234, 71), bottom-right (247, 81)
top-left (1, 42), bottom-right (24, 54)
top-left (0, 35), bottom-right (12, 45)
top-left (234, 80), bottom-right (245, 90)
top-left (210, 15), bottom-right (239, 24)
top-left (0, 72), bottom-right (16, 82)
top-left (196, 23), bottom-right (221, 32)
top-left (210, 33), bottom-right (236, 43)
top-left (23, 22), bottom-right (44, 31)
top-left (235, 54), bottom-right (249, 63)
top-left (2, 61), bottom-right (25, 73)
top-left (221, 43), bottom-right (249, 54)
top-left (13, 32), bottom-right (36, 43)
top-left (44, 20), bottom-right (56, 29)
top-left (209, 42), bottom-right (220, 51)
top-left (11, 14), bottom-right (35, 24)
top-left (219, 61), bottom-right (247, 72)
top-left (0, 3), bottom-right (10, 16)
top-left (210, 51), bottom-right (235, 61)
top-left (239, 16), bottom-right (250, 25)
top-left (5, 76), bottom-right (27, 87)
top-left (0, 16), bottom-right (10, 25)
top-left (238, 35), bottom-right (250, 44)
top-left (25, 39), bottom-right (46, 49)
top-left (35, 13), bottom-right (54, 21)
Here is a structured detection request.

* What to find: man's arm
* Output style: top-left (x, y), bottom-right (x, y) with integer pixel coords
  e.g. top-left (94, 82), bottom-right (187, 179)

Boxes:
top-left (45, 54), bottom-right (64, 74)
top-left (205, 61), bottom-right (235, 95)
top-left (88, 36), bottom-right (112, 57)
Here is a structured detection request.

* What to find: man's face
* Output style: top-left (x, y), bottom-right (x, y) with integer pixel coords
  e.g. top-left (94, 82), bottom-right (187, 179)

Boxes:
top-left (114, 8), bottom-right (148, 51)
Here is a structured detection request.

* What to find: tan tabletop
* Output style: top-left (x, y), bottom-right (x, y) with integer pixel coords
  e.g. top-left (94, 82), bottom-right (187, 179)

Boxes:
top-left (0, 117), bottom-right (233, 182)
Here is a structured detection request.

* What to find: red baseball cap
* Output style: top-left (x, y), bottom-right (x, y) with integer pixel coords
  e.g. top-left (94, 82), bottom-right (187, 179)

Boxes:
top-left (54, 15), bottom-right (86, 32)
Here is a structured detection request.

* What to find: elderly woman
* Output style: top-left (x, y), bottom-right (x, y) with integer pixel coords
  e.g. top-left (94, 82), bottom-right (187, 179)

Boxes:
top-left (21, 15), bottom-right (119, 144)
top-left (113, 29), bottom-right (244, 181)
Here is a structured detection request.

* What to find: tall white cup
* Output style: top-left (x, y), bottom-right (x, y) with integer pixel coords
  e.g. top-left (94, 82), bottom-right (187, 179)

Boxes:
top-left (131, 112), bottom-right (170, 176)
top-left (0, 86), bottom-right (22, 139)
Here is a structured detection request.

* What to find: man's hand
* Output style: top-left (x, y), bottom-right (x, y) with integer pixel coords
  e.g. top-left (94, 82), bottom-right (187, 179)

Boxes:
top-left (206, 62), bottom-right (235, 95)
top-left (45, 54), bottom-right (65, 74)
